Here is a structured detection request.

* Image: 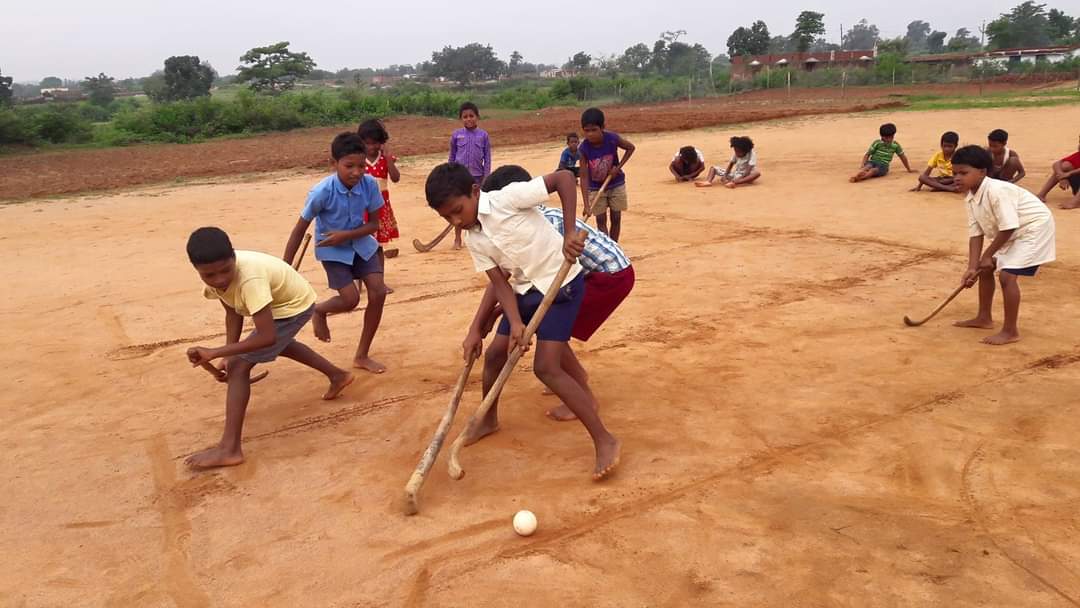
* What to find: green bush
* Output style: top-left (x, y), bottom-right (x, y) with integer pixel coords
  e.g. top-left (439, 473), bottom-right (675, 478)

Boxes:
top-left (30, 105), bottom-right (94, 144)
top-left (0, 108), bottom-right (37, 145)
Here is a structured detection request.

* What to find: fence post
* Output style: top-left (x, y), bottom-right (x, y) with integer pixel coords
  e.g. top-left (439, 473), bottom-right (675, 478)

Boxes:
top-left (786, 70), bottom-right (791, 97)
top-left (892, 67), bottom-right (896, 86)
top-left (688, 78), bottom-right (692, 105)
top-left (841, 71), bottom-right (847, 98)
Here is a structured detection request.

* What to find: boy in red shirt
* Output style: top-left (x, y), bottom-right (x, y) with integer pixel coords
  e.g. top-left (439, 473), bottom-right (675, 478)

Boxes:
top-left (1036, 134), bottom-right (1080, 209)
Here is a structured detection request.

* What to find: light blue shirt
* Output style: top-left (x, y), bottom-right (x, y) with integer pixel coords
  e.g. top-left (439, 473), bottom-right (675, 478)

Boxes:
top-left (538, 206), bottom-right (631, 274)
top-left (301, 174), bottom-right (384, 264)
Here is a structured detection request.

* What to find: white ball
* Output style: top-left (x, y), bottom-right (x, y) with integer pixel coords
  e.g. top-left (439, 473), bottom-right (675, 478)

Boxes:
top-left (513, 510), bottom-right (538, 536)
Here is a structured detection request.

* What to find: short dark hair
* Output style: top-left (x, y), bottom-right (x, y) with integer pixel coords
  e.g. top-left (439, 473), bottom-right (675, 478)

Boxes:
top-left (187, 227), bottom-right (235, 265)
top-left (357, 118), bottom-right (389, 143)
top-left (482, 165), bottom-right (533, 192)
top-left (425, 162), bottom-right (476, 209)
top-left (730, 136), bottom-right (754, 154)
top-left (879, 123), bottom-right (897, 137)
top-left (331, 132), bottom-right (366, 160)
top-left (581, 107), bottom-right (605, 129)
top-left (951, 145), bottom-right (993, 170)
top-left (459, 101), bottom-right (480, 118)
top-left (988, 129), bottom-right (1008, 143)
top-left (678, 146), bottom-right (698, 163)
top-left (566, 132), bottom-right (579, 142)
top-left (941, 131), bottom-right (959, 145)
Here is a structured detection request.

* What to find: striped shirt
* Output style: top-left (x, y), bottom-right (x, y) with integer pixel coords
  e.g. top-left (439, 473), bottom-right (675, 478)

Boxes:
top-left (867, 139), bottom-right (903, 166)
top-left (538, 206), bottom-right (631, 274)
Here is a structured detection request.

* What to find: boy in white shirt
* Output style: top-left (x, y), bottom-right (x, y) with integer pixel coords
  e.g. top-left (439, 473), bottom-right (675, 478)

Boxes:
top-left (424, 162), bottom-right (621, 480)
top-left (951, 146), bottom-right (1055, 345)
top-left (696, 136), bottom-right (761, 189)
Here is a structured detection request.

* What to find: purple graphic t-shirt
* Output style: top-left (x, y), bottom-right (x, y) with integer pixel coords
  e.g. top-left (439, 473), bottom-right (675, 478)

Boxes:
top-left (579, 131), bottom-right (626, 191)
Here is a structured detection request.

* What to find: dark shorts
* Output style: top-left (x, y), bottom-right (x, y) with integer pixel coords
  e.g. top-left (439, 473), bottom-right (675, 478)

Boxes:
top-left (239, 305), bottom-right (315, 364)
top-left (1069, 173), bottom-right (1080, 195)
top-left (497, 273), bottom-right (586, 342)
top-left (864, 160), bottom-right (890, 176)
top-left (572, 266), bottom-right (635, 341)
top-left (322, 251), bottom-right (384, 290)
top-left (560, 166), bottom-right (580, 178)
top-left (1003, 265), bottom-right (1040, 277)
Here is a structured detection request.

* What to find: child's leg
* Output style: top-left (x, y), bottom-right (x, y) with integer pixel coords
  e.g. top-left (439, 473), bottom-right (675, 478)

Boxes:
top-left (186, 357), bottom-right (255, 469)
top-left (954, 269), bottom-right (996, 329)
top-left (1036, 162), bottom-right (1063, 200)
top-left (609, 211), bottom-right (622, 242)
top-left (546, 344), bottom-right (597, 422)
top-left (378, 248), bottom-right (394, 294)
top-left (695, 167), bottom-right (718, 185)
top-left (1062, 189), bottom-right (1080, 210)
top-left (453, 226), bottom-right (464, 250)
top-left (595, 210), bottom-right (609, 236)
top-left (533, 340), bottom-right (619, 479)
top-left (730, 169), bottom-right (761, 187)
top-left (277, 340), bottom-right (354, 399)
top-left (354, 273), bottom-right (387, 373)
top-left (463, 333), bottom-right (511, 446)
top-left (313, 283), bottom-right (361, 342)
top-left (984, 272), bottom-right (1022, 345)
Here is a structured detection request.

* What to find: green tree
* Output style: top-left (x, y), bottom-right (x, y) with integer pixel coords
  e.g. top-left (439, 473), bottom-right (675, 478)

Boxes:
top-left (1047, 9), bottom-right (1077, 43)
top-left (236, 41), bottom-right (316, 94)
top-left (161, 55), bottom-right (216, 101)
top-left (40, 76), bottom-right (62, 88)
top-left (618, 43), bottom-right (652, 73)
top-left (842, 19), bottom-right (880, 50)
top-left (904, 20), bottom-right (932, 53)
top-left (509, 50), bottom-right (524, 75)
top-left (987, 2), bottom-right (1051, 50)
top-left (877, 38), bottom-right (911, 56)
top-left (727, 20), bottom-right (771, 57)
top-left (792, 11), bottom-right (826, 53)
top-left (569, 51), bottom-right (592, 72)
top-left (429, 43), bottom-right (504, 84)
top-left (0, 67), bottom-right (12, 107)
top-left (927, 31), bottom-right (948, 53)
top-left (82, 72), bottom-right (115, 106)
top-left (769, 35), bottom-right (792, 53)
top-left (947, 28), bottom-right (982, 52)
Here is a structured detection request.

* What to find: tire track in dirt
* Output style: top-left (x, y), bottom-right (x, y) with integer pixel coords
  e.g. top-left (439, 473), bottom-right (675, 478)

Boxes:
top-left (397, 348), bottom-right (1080, 606)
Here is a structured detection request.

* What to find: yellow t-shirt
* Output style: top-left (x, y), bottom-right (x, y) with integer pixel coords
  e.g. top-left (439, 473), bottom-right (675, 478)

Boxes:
top-left (927, 150), bottom-right (954, 177)
top-left (203, 250), bottom-right (316, 319)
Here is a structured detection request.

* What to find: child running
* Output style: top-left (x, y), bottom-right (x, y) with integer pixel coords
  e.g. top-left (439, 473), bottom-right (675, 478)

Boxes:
top-left (986, 129), bottom-right (1025, 183)
top-left (696, 136), bottom-right (761, 188)
top-left (578, 107), bottom-right (635, 242)
top-left (669, 146), bottom-right (705, 182)
top-left (448, 101), bottom-right (492, 249)
top-left (358, 118), bottom-right (401, 293)
top-left (480, 165), bottom-right (635, 422)
top-left (558, 132), bottom-right (582, 178)
top-left (911, 131), bottom-right (960, 193)
top-left (425, 162), bottom-right (621, 480)
top-left (1035, 134), bottom-right (1080, 209)
top-left (850, 123), bottom-right (913, 182)
top-left (283, 132), bottom-right (388, 374)
top-left (951, 145), bottom-right (1055, 345)
top-left (184, 227), bottom-right (354, 469)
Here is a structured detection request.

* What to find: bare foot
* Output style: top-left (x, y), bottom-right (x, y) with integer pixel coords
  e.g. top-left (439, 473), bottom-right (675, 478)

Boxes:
top-left (185, 445), bottom-right (244, 469)
top-left (452, 240), bottom-right (464, 250)
top-left (312, 311), bottom-right (331, 342)
top-left (724, 182), bottom-right (737, 189)
top-left (593, 437), bottom-right (621, 481)
top-left (1060, 200), bottom-right (1080, 210)
top-left (384, 285), bottom-right (395, 295)
top-left (849, 176), bottom-right (859, 183)
top-left (954, 317), bottom-right (995, 329)
top-left (384, 248), bottom-right (399, 259)
top-left (694, 181), bottom-right (713, 188)
top-left (322, 372), bottom-right (354, 400)
top-left (546, 401), bottom-right (600, 422)
top-left (353, 357), bottom-right (387, 374)
top-left (983, 330), bottom-right (1020, 345)
top-left (462, 418), bottom-right (500, 446)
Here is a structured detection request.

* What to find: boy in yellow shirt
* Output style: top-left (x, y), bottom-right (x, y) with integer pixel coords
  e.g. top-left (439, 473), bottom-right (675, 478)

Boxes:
top-left (185, 227), bottom-right (354, 469)
top-left (912, 131), bottom-right (960, 193)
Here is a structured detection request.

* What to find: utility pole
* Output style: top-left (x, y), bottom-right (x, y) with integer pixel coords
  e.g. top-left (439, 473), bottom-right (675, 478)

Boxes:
top-left (979, 21), bottom-right (987, 47)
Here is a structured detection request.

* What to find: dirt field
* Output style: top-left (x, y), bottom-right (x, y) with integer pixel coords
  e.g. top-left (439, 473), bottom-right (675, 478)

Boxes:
top-left (0, 82), bottom-right (1045, 203)
top-left (4, 105), bottom-right (1080, 607)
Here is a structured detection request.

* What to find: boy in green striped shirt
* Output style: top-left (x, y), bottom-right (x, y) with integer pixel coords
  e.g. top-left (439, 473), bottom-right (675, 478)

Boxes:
top-left (851, 123), bottom-right (914, 182)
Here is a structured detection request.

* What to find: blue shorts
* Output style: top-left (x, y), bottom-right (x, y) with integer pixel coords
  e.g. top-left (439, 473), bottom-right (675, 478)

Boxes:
top-left (1003, 265), bottom-right (1039, 277)
top-left (864, 160), bottom-right (890, 176)
top-left (239, 305), bottom-right (314, 364)
top-left (322, 251), bottom-right (384, 290)
top-left (497, 273), bottom-right (586, 342)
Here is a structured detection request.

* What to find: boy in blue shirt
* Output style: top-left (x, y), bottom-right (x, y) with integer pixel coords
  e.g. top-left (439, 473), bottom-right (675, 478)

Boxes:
top-left (557, 132), bottom-right (581, 178)
top-left (283, 132), bottom-right (389, 374)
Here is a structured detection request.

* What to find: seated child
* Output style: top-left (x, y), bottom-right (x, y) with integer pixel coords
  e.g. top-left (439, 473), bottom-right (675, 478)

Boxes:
top-left (986, 129), bottom-right (1025, 183)
top-left (1035, 133), bottom-right (1080, 209)
top-left (951, 145), bottom-right (1055, 346)
top-left (481, 165), bottom-right (635, 421)
top-left (669, 146), bottom-right (705, 182)
top-left (851, 123), bottom-right (913, 182)
top-left (558, 132), bottom-right (582, 178)
top-left (912, 131), bottom-right (960, 193)
top-left (696, 136), bottom-right (761, 188)
top-left (184, 227), bottom-right (354, 469)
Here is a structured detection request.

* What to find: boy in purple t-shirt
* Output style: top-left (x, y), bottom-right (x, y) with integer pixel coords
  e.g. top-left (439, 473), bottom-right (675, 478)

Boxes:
top-left (578, 107), bottom-right (635, 242)
top-left (448, 101), bottom-right (492, 248)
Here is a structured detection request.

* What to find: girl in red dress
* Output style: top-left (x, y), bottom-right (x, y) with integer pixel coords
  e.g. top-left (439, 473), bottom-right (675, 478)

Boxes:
top-left (358, 119), bottom-right (401, 293)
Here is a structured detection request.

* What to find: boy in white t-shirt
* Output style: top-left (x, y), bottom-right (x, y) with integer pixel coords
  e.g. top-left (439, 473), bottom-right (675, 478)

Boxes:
top-left (424, 162), bottom-right (621, 480)
top-left (696, 136), bottom-right (761, 189)
top-left (951, 146), bottom-right (1055, 345)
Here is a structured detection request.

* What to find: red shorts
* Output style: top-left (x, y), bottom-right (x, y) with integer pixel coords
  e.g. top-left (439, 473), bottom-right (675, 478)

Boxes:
top-left (572, 266), bottom-right (635, 341)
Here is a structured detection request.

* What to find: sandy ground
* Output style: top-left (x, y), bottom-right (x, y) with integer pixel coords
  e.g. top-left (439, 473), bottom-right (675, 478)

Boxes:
top-left (3, 106), bottom-right (1080, 607)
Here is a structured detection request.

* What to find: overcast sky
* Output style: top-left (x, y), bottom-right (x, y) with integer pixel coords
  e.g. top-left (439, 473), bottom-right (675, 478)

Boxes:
top-left (2, 0), bottom-right (1055, 82)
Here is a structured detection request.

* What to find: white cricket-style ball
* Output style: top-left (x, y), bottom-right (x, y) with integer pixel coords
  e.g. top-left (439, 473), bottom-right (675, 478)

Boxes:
top-left (513, 510), bottom-right (538, 536)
